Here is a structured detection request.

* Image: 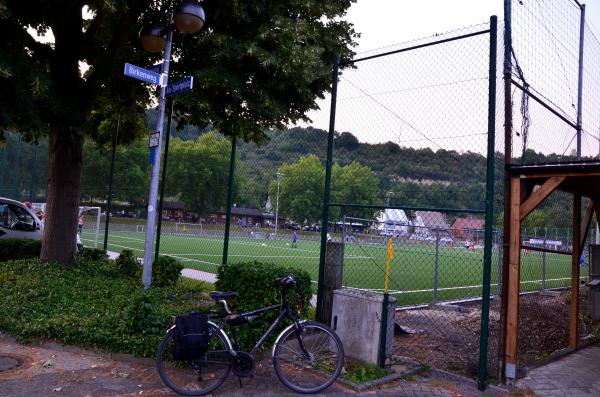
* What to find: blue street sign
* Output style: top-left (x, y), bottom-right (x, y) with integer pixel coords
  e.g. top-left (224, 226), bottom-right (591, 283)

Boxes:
top-left (124, 63), bottom-right (163, 85)
top-left (148, 63), bottom-right (163, 74)
top-left (166, 76), bottom-right (193, 97)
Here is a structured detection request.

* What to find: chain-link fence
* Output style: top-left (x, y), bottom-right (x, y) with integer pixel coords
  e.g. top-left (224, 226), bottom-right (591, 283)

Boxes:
top-left (316, 19), bottom-right (499, 386)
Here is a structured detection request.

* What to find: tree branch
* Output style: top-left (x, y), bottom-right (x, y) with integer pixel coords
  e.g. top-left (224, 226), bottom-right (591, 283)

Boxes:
top-left (82, 0), bottom-right (146, 116)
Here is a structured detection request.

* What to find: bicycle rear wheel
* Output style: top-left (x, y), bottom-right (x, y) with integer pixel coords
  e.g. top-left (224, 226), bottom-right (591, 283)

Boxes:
top-left (273, 320), bottom-right (344, 394)
top-left (157, 324), bottom-right (231, 396)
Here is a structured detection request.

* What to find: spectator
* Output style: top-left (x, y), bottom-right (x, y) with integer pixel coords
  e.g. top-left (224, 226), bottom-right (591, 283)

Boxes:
top-left (23, 201), bottom-right (33, 210)
top-left (78, 214), bottom-right (84, 233)
top-left (327, 233), bottom-right (332, 243)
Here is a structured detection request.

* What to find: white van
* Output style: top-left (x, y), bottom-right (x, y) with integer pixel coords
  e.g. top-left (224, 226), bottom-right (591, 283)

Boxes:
top-left (0, 198), bottom-right (82, 250)
top-left (0, 197), bottom-right (44, 240)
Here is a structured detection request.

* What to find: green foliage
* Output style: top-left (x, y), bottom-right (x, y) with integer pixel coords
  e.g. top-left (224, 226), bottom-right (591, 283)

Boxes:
top-left (1, 0), bottom-right (358, 264)
top-left (114, 249), bottom-right (140, 279)
top-left (341, 361), bottom-right (389, 384)
top-left (152, 256), bottom-right (184, 287)
top-left (271, 155), bottom-right (325, 223)
top-left (165, 133), bottom-right (232, 214)
top-left (0, 258), bottom-right (210, 358)
top-left (76, 247), bottom-right (108, 262)
top-left (0, 238), bottom-right (41, 261)
top-left (215, 261), bottom-right (311, 350)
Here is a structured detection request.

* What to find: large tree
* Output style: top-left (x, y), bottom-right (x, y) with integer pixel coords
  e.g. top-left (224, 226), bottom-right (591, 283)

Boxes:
top-left (0, 1), bottom-right (358, 264)
top-left (165, 133), bottom-right (232, 214)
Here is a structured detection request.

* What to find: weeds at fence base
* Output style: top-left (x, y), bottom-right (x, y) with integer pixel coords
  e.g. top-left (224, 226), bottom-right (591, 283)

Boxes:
top-left (336, 357), bottom-right (425, 391)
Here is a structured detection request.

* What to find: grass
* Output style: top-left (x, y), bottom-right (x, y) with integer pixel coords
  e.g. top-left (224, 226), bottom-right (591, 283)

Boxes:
top-left (85, 228), bottom-right (581, 307)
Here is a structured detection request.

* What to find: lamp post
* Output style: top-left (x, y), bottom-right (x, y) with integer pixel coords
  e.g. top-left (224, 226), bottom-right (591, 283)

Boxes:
top-left (274, 172), bottom-right (284, 236)
top-left (139, 1), bottom-right (205, 290)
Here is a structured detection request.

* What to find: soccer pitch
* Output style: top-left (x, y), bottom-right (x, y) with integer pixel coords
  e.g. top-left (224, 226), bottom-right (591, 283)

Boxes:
top-left (83, 230), bottom-right (579, 307)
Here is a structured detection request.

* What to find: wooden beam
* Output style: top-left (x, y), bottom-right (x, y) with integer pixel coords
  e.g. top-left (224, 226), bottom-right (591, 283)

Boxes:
top-left (520, 176), bottom-right (566, 221)
top-left (570, 194), bottom-right (581, 349)
top-left (505, 176), bottom-right (521, 379)
top-left (519, 171), bottom-right (600, 178)
top-left (580, 200), bottom-right (594, 254)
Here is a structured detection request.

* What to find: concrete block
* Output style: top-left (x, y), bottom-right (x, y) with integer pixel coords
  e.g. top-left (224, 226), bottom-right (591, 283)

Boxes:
top-left (331, 288), bottom-right (396, 364)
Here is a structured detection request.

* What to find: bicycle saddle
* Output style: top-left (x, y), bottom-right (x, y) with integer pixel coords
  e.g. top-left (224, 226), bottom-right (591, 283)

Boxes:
top-left (209, 291), bottom-right (237, 300)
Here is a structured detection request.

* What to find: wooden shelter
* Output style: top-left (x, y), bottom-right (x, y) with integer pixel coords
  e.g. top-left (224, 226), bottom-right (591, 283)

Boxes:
top-left (501, 160), bottom-right (600, 380)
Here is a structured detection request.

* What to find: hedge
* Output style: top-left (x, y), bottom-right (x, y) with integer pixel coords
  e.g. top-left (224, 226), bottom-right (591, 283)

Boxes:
top-left (0, 256), bottom-right (208, 358)
top-left (0, 238), bottom-right (42, 261)
top-left (216, 261), bottom-right (311, 350)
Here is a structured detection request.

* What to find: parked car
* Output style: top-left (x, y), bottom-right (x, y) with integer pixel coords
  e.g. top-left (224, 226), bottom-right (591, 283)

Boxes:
top-left (0, 197), bottom-right (44, 240)
top-left (0, 197), bottom-right (82, 250)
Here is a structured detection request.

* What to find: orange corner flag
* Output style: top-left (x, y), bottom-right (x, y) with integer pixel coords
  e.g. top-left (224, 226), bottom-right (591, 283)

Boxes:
top-left (385, 238), bottom-right (394, 293)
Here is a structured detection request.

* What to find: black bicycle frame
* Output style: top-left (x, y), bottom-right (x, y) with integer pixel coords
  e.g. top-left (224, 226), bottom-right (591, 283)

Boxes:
top-left (210, 295), bottom-right (302, 356)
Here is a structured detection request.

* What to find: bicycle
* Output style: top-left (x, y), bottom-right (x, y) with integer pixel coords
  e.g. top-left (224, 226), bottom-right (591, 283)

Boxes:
top-left (156, 274), bottom-right (345, 395)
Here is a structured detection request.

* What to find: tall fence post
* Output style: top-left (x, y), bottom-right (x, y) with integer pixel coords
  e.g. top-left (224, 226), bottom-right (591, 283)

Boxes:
top-left (542, 228), bottom-right (547, 291)
top-left (103, 115), bottom-right (120, 251)
top-left (155, 99), bottom-right (174, 261)
top-left (317, 54), bottom-right (340, 323)
top-left (222, 137), bottom-right (237, 265)
top-left (433, 229), bottom-right (440, 304)
top-left (478, 14), bottom-right (497, 391)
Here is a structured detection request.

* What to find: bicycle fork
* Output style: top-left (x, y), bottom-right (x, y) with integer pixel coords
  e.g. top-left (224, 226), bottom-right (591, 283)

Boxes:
top-left (293, 320), bottom-right (314, 363)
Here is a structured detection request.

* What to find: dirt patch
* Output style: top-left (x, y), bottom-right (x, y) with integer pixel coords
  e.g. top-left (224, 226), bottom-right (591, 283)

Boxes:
top-left (392, 287), bottom-right (599, 379)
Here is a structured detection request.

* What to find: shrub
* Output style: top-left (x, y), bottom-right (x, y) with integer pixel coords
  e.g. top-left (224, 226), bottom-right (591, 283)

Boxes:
top-left (114, 249), bottom-right (140, 278)
top-left (0, 258), bottom-right (210, 358)
top-left (215, 261), bottom-right (311, 350)
top-left (0, 238), bottom-right (42, 261)
top-left (153, 256), bottom-right (184, 287)
top-left (76, 247), bottom-right (108, 262)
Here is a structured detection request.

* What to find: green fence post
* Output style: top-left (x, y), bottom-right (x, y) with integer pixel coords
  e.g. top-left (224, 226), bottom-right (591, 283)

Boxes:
top-left (317, 54), bottom-right (340, 323)
top-left (478, 15), bottom-right (497, 391)
top-left (378, 292), bottom-right (389, 368)
top-left (103, 115), bottom-right (120, 251)
top-left (222, 137), bottom-right (237, 265)
top-left (155, 99), bottom-right (174, 262)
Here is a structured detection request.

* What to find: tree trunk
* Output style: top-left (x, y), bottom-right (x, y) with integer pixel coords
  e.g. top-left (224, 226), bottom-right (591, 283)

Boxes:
top-left (40, 126), bottom-right (84, 265)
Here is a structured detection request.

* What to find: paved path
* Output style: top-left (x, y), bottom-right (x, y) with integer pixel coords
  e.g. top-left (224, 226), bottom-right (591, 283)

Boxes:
top-left (0, 333), bottom-right (507, 397)
top-left (516, 345), bottom-right (600, 397)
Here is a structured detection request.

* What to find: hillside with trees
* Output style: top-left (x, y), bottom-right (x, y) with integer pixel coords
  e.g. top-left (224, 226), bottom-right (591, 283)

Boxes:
top-left (2, 125), bottom-right (579, 228)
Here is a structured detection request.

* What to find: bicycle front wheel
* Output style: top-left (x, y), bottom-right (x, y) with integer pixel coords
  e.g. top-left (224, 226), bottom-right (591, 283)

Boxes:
top-left (157, 324), bottom-right (231, 396)
top-left (273, 320), bottom-right (344, 394)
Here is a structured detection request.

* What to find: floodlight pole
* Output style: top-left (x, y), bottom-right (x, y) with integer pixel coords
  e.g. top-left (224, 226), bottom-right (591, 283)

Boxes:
top-left (274, 172), bottom-right (284, 236)
top-left (142, 17), bottom-right (173, 291)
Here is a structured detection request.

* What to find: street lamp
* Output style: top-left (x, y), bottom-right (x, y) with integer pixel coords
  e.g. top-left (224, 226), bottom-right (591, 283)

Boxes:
top-left (274, 172), bottom-right (285, 236)
top-left (139, 1), bottom-right (205, 291)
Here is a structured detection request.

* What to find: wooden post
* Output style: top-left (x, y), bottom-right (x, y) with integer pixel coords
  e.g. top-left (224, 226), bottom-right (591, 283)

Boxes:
top-left (505, 176), bottom-right (521, 380)
top-left (570, 194), bottom-right (581, 348)
top-left (321, 242), bottom-right (344, 327)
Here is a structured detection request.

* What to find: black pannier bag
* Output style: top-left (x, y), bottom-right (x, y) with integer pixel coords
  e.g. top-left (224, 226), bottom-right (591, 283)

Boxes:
top-left (172, 312), bottom-right (209, 360)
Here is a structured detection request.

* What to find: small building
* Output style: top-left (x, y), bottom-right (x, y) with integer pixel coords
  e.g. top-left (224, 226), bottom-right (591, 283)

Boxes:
top-left (413, 211), bottom-right (450, 237)
top-left (207, 207), bottom-right (276, 228)
top-left (450, 217), bottom-right (485, 241)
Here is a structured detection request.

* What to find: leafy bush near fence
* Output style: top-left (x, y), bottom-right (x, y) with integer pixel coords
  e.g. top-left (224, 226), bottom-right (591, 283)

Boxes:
top-left (0, 238), bottom-right (42, 261)
top-left (216, 261), bottom-right (311, 350)
top-left (153, 256), bottom-right (184, 287)
top-left (0, 257), bottom-right (209, 357)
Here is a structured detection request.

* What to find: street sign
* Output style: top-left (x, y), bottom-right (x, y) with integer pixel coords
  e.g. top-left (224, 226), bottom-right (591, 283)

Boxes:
top-left (166, 76), bottom-right (193, 97)
top-left (148, 63), bottom-right (163, 74)
top-left (124, 63), bottom-right (164, 85)
top-left (148, 131), bottom-right (160, 148)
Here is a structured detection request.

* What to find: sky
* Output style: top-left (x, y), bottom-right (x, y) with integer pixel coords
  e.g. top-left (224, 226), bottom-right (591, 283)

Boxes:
top-left (345, 0), bottom-right (600, 54)
top-left (301, 0), bottom-right (600, 156)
